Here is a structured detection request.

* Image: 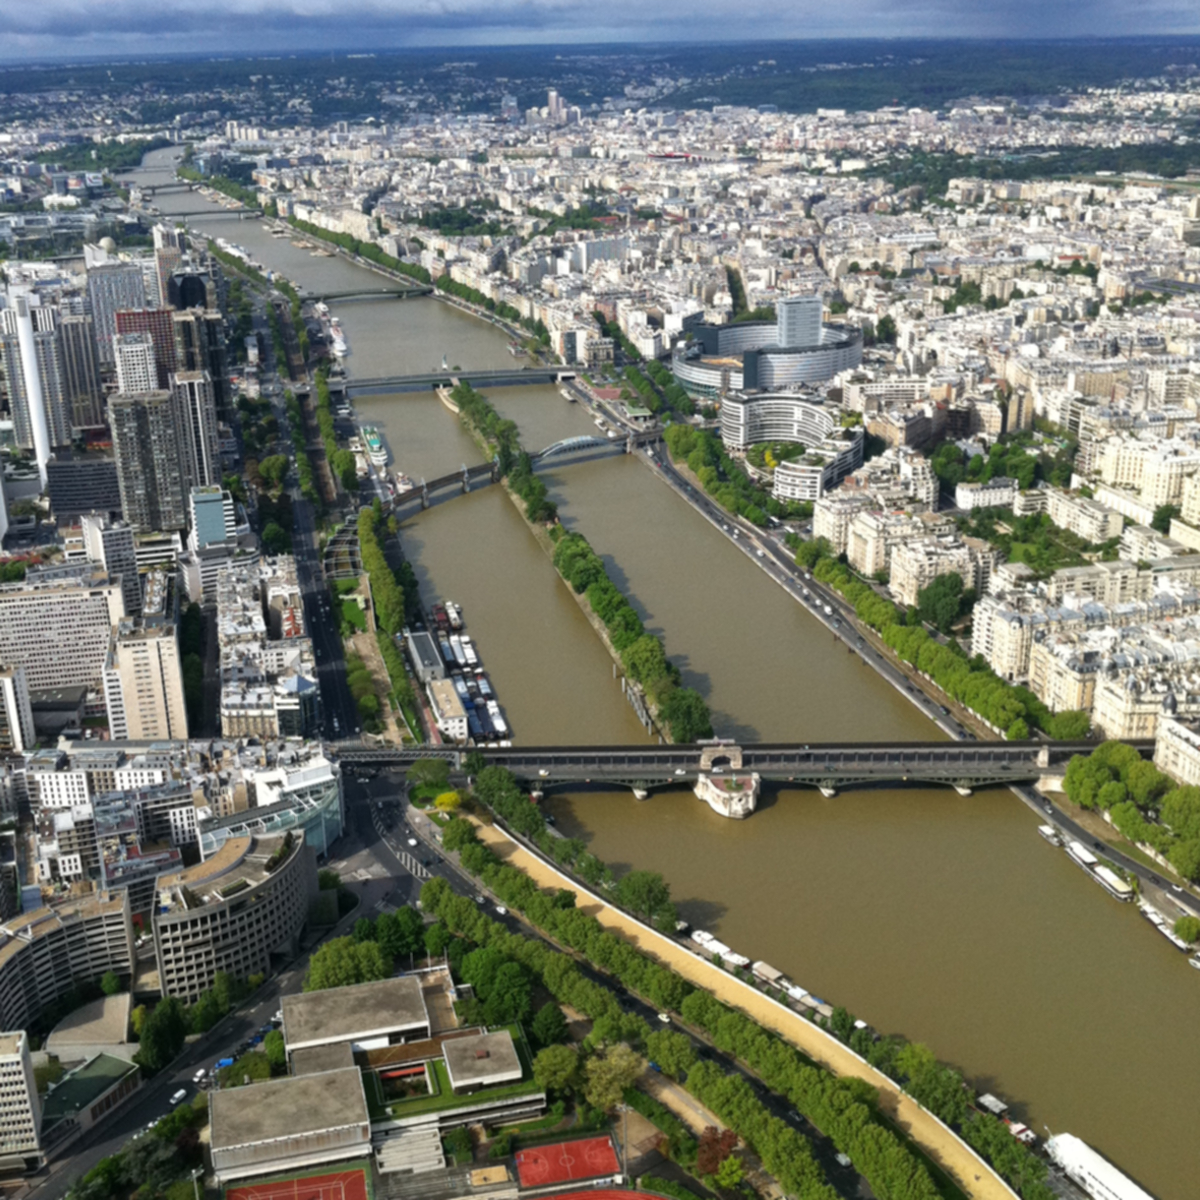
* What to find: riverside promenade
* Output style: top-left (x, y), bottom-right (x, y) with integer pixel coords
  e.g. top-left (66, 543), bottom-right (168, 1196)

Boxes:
top-left (472, 820), bottom-right (1018, 1200)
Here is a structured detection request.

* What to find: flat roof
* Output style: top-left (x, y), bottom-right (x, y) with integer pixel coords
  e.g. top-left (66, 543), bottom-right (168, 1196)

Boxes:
top-left (42, 1054), bottom-right (138, 1124)
top-left (46, 994), bottom-right (131, 1049)
top-left (443, 1030), bottom-right (522, 1091)
top-left (282, 976), bottom-right (429, 1050)
top-left (210, 1067), bottom-right (369, 1151)
top-left (291, 1043), bottom-right (355, 1076)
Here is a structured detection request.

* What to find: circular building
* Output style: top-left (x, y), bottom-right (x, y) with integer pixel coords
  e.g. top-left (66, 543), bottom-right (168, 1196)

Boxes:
top-left (672, 295), bottom-right (862, 398)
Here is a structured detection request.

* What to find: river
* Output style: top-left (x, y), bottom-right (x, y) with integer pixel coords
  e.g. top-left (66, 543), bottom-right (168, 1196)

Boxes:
top-left (132, 148), bottom-right (1199, 1199)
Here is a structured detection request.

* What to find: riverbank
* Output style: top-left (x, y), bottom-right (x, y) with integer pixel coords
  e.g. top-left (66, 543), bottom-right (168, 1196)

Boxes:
top-left (468, 819), bottom-right (1017, 1200)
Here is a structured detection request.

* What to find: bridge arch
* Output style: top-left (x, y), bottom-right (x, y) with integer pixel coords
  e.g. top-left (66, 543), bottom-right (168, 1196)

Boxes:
top-left (700, 745), bottom-right (743, 770)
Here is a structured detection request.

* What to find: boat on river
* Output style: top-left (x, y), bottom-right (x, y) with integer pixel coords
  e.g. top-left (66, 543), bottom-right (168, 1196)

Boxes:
top-left (361, 425), bottom-right (388, 467)
top-left (1038, 824), bottom-right (1062, 846)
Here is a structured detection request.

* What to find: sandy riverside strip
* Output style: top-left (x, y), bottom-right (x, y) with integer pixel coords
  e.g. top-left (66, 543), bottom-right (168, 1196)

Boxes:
top-left (471, 820), bottom-right (1019, 1200)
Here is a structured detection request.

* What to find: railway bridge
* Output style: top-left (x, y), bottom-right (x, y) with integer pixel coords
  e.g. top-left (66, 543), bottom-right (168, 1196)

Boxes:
top-left (336, 368), bottom-right (576, 395)
top-left (331, 739), bottom-right (1147, 811)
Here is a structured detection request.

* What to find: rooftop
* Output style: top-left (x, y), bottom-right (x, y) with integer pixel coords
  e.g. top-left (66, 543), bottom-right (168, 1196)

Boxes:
top-left (209, 1067), bottom-right (369, 1150)
top-left (46, 994), bottom-right (131, 1051)
top-left (291, 1042), bottom-right (355, 1076)
top-left (283, 976), bottom-right (429, 1050)
top-left (442, 1030), bottom-right (523, 1091)
top-left (41, 1054), bottom-right (139, 1126)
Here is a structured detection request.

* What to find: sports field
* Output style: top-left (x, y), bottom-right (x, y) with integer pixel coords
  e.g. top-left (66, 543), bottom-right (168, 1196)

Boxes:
top-left (225, 1164), bottom-right (370, 1200)
top-left (514, 1136), bottom-right (619, 1187)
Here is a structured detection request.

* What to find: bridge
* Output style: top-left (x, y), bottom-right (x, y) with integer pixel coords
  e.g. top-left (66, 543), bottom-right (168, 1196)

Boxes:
top-left (386, 432), bottom-right (661, 511)
top-left (306, 286), bottom-right (434, 302)
top-left (331, 739), bottom-right (1149, 801)
top-left (138, 207), bottom-right (263, 219)
top-left (337, 368), bottom-right (576, 395)
top-left (137, 182), bottom-right (193, 195)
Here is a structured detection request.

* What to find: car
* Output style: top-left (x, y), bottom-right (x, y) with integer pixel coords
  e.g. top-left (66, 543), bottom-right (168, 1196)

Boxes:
top-left (495, 904), bottom-right (508, 915)
top-left (657, 1012), bottom-right (671, 1024)
top-left (169, 1089), bottom-right (187, 1106)
top-left (1171, 883), bottom-right (1185, 893)
top-left (537, 768), bottom-right (550, 777)
top-left (474, 894), bottom-right (485, 904)
top-left (1044, 805), bottom-right (1054, 815)
top-left (273, 1010), bottom-right (283, 1022)
top-left (674, 768), bottom-right (686, 776)
top-left (407, 837), bottom-right (418, 847)
top-left (193, 1069), bottom-right (206, 1083)
top-left (259, 1024), bottom-right (273, 1035)
top-left (756, 549), bottom-right (765, 558)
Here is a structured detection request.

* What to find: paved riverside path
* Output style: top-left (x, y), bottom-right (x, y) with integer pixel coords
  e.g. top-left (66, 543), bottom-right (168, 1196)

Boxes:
top-left (472, 822), bottom-right (1018, 1200)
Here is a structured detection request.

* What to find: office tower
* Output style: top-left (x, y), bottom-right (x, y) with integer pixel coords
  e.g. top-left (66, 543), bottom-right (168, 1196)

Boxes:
top-left (168, 272), bottom-right (218, 312)
top-left (0, 1031), bottom-right (41, 1169)
top-left (103, 622), bottom-right (188, 741)
top-left (776, 294), bottom-right (823, 348)
top-left (113, 332), bottom-right (158, 395)
top-left (138, 256), bottom-right (163, 308)
top-left (0, 478), bottom-right (7, 546)
top-left (57, 314), bottom-right (105, 429)
top-left (115, 308), bottom-right (177, 387)
top-left (108, 391), bottom-right (188, 532)
top-left (189, 485), bottom-right (237, 550)
top-left (170, 371), bottom-right (220, 489)
top-left (81, 513), bottom-right (141, 616)
top-left (46, 455), bottom-right (122, 522)
top-left (173, 309), bottom-right (229, 416)
top-left (153, 226), bottom-right (186, 311)
top-left (0, 564), bottom-right (125, 691)
top-left (0, 665), bottom-right (35, 754)
top-left (0, 298), bottom-right (70, 480)
top-left (86, 262), bottom-right (146, 365)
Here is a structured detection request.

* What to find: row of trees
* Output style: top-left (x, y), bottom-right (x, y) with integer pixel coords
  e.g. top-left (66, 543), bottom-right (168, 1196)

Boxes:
top-left (283, 392), bottom-right (320, 508)
top-left (593, 311), bottom-right (642, 362)
top-left (314, 369), bottom-right (357, 491)
top-left (419, 861), bottom-right (904, 1200)
top-left (1062, 742), bottom-right (1200, 881)
top-left (795, 539), bottom-right (1090, 740)
top-left (286, 216), bottom-right (432, 286)
top-left (664, 423), bottom-right (810, 525)
top-left (622, 361), bottom-right (694, 419)
top-left (429, 827), bottom-right (1053, 1200)
top-left (177, 166), bottom-right (265, 211)
top-left (357, 506), bottom-right (405, 637)
top-left (134, 972), bottom-right (258, 1074)
top-left (550, 530), bottom-right (712, 743)
top-left (435, 274), bottom-right (550, 344)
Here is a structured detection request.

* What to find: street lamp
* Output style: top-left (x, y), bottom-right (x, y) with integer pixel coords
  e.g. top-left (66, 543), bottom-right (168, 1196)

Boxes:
top-left (615, 1103), bottom-right (631, 1182)
top-left (191, 1166), bottom-right (203, 1200)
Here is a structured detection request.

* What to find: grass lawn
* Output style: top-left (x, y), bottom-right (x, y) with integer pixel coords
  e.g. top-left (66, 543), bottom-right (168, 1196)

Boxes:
top-left (387, 1057), bottom-right (543, 1118)
top-left (341, 599), bottom-right (367, 631)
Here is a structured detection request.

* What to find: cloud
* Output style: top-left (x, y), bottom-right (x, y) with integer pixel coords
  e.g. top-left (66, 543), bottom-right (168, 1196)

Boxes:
top-left (0, 0), bottom-right (1197, 58)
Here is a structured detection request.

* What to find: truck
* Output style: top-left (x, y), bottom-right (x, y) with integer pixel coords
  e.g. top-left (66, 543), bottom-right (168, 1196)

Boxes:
top-left (214, 1057), bottom-right (234, 1071)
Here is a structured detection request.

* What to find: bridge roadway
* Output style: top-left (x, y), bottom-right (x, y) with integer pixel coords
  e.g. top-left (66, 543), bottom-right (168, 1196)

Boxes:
top-left (340, 367), bottom-right (574, 394)
top-left (306, 286), bottom-right (434, 302)
top-left (332, 739), bottom-right (1152, 792)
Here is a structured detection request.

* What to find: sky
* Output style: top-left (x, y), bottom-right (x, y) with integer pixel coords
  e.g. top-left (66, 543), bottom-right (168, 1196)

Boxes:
top-left (0, 0), bottom-right (1199, 61)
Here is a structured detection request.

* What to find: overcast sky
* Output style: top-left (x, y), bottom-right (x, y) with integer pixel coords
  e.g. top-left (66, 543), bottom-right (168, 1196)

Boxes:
top-left (1, 0), bottom-right (1198, 61)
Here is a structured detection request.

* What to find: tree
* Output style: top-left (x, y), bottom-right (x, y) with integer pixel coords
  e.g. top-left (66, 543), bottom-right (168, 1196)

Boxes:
top-left (533, 1043), bottom-right (581, 1094)
top-left (1152, 504), bottom-right (1181, 534)
top-left (100, 970), bottom-right (122, 996)
top-left (263, 1029), bottom-right (286, 1070)
top-left (715, 1155), bottom-right (745, 1189)
top-left (659, 687), bottom-right (713, 742)
top-left (136, 998), bottom-right (188, 1073)
top-left (1174, 915), bottom-right (1200, 944)
top-left (303, 936), bottom-right (392, 991)
top-left (258, 454), bottom-right (289, 489)
top-left (697, 1126), bottom-right (739, 1176)
top-left (434, 791), bottom-right (461, 812)
top-left (409, 758), bottom-right (450, 790)
top-left (916, 572), bottom-right (965, 633)
top-left (262, 521), bottom-right (290, 554)
top-left (530, 1001), bottom-right (569, 1048)
top-left (616, 870), bottom-right (672, 924)
top-left (353, 917), bottom-right (376, 943)
top-left (646, 1029), bottom-right (696, 1079)
top-left (584, 1043), bottom-right (643, 1111)
top-left (318, 869), bottom-right (342, 891)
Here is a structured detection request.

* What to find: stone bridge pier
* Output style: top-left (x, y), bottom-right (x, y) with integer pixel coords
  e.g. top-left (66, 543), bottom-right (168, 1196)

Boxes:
top-left (694, 744), bottom-right (759, 818)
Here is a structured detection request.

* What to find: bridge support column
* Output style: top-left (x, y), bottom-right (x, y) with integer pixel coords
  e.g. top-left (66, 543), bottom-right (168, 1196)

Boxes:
top-left (694, 772), bottom-right (759, 818)
top-left (420, 485), bottom-right (430, 510)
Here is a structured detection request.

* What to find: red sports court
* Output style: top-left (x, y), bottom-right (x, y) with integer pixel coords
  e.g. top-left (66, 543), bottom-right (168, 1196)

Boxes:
top-left (514, 1136), bottom-right (620, 1187)
top-left (225, 1166), bottom-right (369, 1200)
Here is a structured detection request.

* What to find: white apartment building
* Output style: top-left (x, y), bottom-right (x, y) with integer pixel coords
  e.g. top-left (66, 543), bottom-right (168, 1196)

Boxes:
top-left (112, 332), bottom-right (157, 396)
top-left (103, 622), bottom-right (188, 742)
top-left (0, 666), bottom-right (35, 755)
top-left (0, 1031), bottom-right (41, 1169)
top-left (1153, 715), bottom-right (1200, 787)
top-left (0, 566), bottom-right (125, 692)
top-left (889, 536), bottom-right (975, 608)
top-left (1043, 487), bottom-right (1123, 543)
top-left (955, 477), bottom-right (1018, 510)
top-left (813, 493), bottom-right (875, 554)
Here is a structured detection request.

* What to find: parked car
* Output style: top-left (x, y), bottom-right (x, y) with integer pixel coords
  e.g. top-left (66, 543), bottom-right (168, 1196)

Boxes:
top-left (169, 1089), bottom-right (187, 1106)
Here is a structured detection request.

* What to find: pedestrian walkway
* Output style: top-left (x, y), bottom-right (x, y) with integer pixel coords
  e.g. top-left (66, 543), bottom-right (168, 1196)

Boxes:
top-left (471, 822), bottom-right (1017, 1200)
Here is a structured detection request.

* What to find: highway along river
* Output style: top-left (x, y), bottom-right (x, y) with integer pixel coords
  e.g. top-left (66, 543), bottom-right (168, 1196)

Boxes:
top-left (135, 148), bottom-right (1199, 1198)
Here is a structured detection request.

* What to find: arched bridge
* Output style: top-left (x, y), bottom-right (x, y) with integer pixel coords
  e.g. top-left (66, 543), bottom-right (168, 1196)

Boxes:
top-left (306, 287), bottom-right (433, 302)
top-left (331, 739), bottom-right (1150, 795)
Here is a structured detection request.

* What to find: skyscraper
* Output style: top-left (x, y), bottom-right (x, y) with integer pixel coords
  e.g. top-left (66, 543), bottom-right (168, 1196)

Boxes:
top-left (108, 391), bottom-right (188, 532)
top-left (173, 309), bottom-right (229, 416)
top-left (81, 513), bottom-right (141, 616)
top-left (0, 296), bottom-right (64, 485)
top-left (86, 262), bottom-right (146, 365)
top-left (113, 332), bottom-right (158, 396)
top-left (188, 485), bottom-right (237, 550)
top-left (57, 314), bottom-right (105, 429)
top-left (170, 371), bottom-right (221, 489)
top-left (115, 308), bottom-right (177, 387)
